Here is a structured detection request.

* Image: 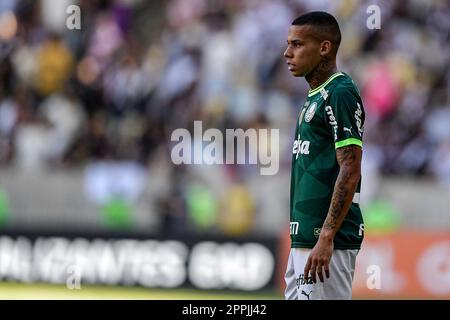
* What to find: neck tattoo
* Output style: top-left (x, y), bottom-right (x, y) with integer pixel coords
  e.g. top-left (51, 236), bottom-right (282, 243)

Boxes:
top-left (306, 60), bottom-right (337, 90)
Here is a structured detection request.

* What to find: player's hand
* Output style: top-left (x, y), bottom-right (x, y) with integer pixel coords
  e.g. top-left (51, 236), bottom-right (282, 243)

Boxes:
top-left (304, 237), bottom-right (333, 283)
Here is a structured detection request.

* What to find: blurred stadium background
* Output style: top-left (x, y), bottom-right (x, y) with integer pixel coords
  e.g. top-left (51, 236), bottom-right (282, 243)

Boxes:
top-left (0, 0), bottom-right (449, 299)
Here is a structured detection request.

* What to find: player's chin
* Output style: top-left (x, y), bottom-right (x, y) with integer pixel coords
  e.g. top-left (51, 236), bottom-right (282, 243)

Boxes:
top-left (290, 69), bottom-right (304, 77)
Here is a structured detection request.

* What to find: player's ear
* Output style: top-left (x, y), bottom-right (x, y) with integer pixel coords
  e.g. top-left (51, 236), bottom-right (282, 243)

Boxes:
top-left (319, 40), bottom-right (332, 56)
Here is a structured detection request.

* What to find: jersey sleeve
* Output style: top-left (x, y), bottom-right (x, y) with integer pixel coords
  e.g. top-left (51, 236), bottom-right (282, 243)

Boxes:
top-left (324, 88), bottom-right (364, 149)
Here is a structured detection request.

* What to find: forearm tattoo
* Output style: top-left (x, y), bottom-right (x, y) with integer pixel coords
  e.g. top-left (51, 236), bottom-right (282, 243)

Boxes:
top-left (323, 145), bottom-right (361, 232)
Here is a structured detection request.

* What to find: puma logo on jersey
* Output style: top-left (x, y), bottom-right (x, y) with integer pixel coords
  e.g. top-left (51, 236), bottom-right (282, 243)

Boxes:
top-left (344, 127), bottom-right (352, 134)
top-left (292, 136), bottom-right (310, 159)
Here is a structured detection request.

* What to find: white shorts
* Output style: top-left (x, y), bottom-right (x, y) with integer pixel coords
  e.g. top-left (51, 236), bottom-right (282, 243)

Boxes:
top-left (284, 248), bottom-right (359, 300)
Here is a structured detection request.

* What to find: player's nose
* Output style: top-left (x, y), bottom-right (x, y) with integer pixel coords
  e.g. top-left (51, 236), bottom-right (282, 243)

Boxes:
top-left (284, 47), bottom-right (292, 58)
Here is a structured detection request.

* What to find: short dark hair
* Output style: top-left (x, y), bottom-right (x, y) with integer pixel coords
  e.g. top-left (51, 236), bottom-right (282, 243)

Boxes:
top-left (292, 11), bottom-right (341, 49)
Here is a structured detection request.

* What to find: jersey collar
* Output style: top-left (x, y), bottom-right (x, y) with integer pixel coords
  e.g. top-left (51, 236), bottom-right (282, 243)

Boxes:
top-left (307, 72), bottom-right (344, 97)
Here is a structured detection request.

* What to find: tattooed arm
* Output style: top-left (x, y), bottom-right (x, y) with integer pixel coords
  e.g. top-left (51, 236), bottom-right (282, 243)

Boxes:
top-left (304, 145), bottom-right (362, 283)
top-left (322, 145), bottom-right (362, 238)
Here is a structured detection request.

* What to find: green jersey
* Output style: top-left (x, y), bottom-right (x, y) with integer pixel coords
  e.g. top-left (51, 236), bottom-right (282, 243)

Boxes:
top-left (290, 72), bottom-right (365, 250)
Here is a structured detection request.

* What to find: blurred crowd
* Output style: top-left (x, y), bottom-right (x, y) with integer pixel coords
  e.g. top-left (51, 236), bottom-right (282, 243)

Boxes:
top-left (0, 0), bottom-right (449, 234)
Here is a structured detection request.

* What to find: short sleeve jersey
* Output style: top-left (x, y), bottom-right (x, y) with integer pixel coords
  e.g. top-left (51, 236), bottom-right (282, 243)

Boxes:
top-left (290, 72), bottom-right (365, 249)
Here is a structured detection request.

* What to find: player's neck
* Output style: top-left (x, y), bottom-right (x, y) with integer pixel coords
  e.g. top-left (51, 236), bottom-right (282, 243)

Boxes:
top-left (306, 60), bottom-right (338, 91)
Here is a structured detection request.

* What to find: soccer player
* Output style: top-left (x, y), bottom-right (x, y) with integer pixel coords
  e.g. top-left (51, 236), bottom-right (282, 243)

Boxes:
top-left (283, 11), bottom-right (365, 300)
